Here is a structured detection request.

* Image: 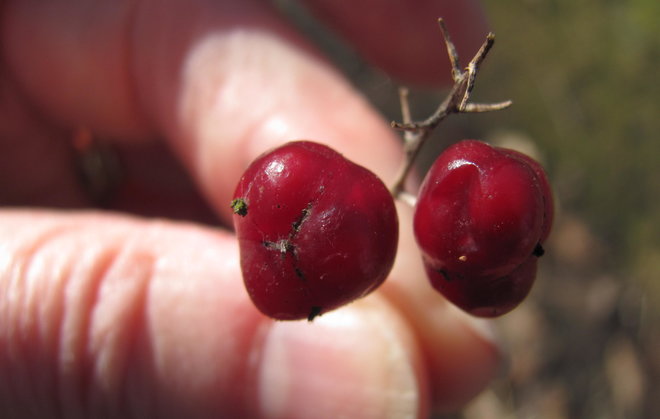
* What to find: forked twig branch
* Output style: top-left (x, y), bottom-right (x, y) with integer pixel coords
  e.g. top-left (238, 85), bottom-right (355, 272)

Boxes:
top-left (389, 18), bottom-right (512, 202)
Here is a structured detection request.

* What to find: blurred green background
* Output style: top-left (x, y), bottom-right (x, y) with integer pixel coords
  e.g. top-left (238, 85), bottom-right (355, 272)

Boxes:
top-left (456, 4), bottom-right (659, 418)
top-left (483, 0), bottom-right (660, 290)
top-left (282, 1), bottom-right (659, 417)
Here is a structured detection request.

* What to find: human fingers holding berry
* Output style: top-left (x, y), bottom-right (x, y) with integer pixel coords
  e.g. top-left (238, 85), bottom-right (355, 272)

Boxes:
top-left (1, 0), bottom-right (501, 417)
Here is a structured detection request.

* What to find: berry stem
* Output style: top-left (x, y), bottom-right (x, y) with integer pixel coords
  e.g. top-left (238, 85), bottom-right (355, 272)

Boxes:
top-left (389, 18), bottom-right (513, 204)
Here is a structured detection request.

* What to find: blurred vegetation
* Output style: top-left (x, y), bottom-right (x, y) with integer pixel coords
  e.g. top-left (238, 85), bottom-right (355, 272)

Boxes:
top-left (450, 3), bottom-right (660, 417)
top-left (479, 0), bottom-right (660, 291)
top-left (444, 4), bottom-right (660, 415)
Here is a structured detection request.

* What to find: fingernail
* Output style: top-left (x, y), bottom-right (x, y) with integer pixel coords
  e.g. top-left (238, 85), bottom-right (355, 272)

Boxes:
top-left (257, 306), bottom-right (419, 419)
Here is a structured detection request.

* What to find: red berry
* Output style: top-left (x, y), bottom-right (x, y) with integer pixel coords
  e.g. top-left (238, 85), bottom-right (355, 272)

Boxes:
top-left (424, 256), bottom-right (538, 318)
top-left (232, 141), bottom-right (398, 321)
top-left (498, 148), bottom-right (554, 243)
top-left (413, 140), bottom-right (553, 317)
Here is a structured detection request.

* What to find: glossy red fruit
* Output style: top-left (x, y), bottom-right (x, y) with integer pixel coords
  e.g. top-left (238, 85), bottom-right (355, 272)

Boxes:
top-left (232, 141), bottom-right (399, 321)
top-left (424, 256), bottom-right (538, 317)
top-left (498, 148), bottom-right (554, 243)
top-left (414, 140), bottom-right (553, 317)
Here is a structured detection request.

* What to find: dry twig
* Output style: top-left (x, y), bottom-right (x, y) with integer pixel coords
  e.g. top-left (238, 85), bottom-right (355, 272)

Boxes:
top-left (389, 18), bottom-right (513, 203)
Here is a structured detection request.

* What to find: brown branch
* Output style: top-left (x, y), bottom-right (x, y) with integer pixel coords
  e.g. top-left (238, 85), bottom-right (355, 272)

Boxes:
top-left (389, 18), bottom-right (512, 203)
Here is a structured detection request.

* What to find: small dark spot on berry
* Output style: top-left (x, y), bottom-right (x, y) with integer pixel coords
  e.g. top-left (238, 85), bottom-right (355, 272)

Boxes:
top-left (533, 243), bottom-right (545, 257)
top-left (307, 306), bottom-right (322, 322)
top-left (437, 269), bottom-right (451, 281)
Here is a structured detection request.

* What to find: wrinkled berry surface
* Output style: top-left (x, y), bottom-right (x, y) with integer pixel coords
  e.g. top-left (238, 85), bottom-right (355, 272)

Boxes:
top-left (232, 141), bottom-right (398, 321)
top-left (414, 140), bottom-right (553, 317)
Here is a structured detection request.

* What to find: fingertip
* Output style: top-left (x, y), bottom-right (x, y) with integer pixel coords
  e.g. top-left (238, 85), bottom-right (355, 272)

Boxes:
top-left (164, 26), bottom-right (402, 221)
top-left (256, 297), bottom-right (428, 419)
top-left (0, 210), bottom-right (263, 417)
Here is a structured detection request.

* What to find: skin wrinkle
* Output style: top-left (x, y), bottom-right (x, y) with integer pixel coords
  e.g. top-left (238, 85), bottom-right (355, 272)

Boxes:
top-left (0, 219), bottom-right (87, 417)
top-left (1, 243), bottom-right (38, 416)
top-left (58, 234), bottom-right (129, 418)
top-left (0, 213), bottom-right (160, 417)
top-left (111, 220), bottom-right (227, 417)
top-left (25, 238), bottom-right (72, 419)
top-left (87, 250), bottom-right (153, 418)
top-left (91, 220), bottom-right (184, 418)
top-left (59, 241), bottom-right (116, 416)
top-left (113, 218), bottom-right (266, 418)
top-left (0, 221), bottom-right (89, 418)
top-left (121, 316), bottom-right (158, 419)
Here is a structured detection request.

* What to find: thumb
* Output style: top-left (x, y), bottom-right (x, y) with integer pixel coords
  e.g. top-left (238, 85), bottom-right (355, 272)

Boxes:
top-left (0, 210), bottom-right (427, 418)
top-left (0, 210), bottom-right (261, 416)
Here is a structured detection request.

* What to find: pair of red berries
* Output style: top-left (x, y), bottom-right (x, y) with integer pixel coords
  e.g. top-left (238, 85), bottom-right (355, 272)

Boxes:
top-left (231, 139), bottom-right (553, 320)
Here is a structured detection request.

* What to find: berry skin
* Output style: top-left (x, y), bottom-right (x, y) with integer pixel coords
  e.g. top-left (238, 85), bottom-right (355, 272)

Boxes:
top-left (498, 148), bottom-right (554, 243)
top-left (424, 255), bottom-right (538, 318)
top-left (413, 140), bottom-right (553, 317)
top-left (232, 141), bottom-right (398, 321)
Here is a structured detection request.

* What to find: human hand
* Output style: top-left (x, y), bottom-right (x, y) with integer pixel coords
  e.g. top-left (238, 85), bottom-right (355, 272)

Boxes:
top-left (0, 0), bottom-right (501, 417)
